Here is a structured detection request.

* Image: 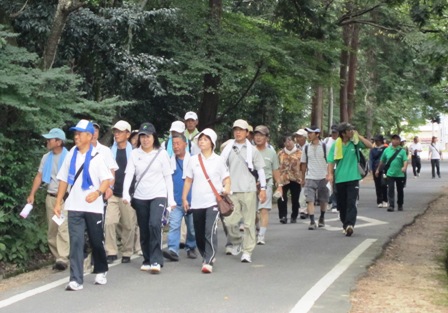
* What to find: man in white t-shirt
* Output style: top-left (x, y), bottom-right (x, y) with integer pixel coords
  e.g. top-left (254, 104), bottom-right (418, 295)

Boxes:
top-left (409, 136), bottom-right (423, 178)
top-left (54, 120), bottom-right (113, 291)
top-left (300, 126), bottom-right (329, 230)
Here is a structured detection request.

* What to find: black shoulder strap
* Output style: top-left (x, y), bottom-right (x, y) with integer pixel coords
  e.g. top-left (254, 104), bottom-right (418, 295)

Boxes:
top-left (384, 148), bottom-right (402, 171)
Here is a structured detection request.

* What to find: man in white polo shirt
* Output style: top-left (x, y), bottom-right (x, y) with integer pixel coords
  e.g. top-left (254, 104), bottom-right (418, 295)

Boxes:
top-left (54, 119), bottom-right (113, 291)
top-left (300, 126), bottom-right (329, 230)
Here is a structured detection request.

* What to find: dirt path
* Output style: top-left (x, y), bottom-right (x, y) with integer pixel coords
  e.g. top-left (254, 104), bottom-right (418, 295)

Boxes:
top-left (350, 194), bottom-right (448, 312)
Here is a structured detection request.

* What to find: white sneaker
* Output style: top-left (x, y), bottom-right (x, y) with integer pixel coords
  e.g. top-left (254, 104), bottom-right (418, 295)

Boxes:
top-left (201, 264), bottom-right (213, 273)
top-left (66, 281), bottom-right (83, 291)
top-left (331, 208), bottom-right (338, 213)
top-left (231, 244), bottom-right (242, 256)
top-left (377, 203), bottom-right (382, 208)
top-left (140, 264), bottom-right (151, 271)
top-left (149, 263), bottom-right (161, 274)
top-left (94, 272), bottom-right (107, 285)
top-left (225, 246), bottom-right (233, 255)
top-left (241, 253), bottom-right (252, 263)
top-left (382, 201), bottom-right (388, 208)
top-left (257, 235), bottom-right (265, 245)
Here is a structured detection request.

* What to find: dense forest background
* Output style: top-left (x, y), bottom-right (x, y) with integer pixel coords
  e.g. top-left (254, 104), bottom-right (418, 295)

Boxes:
top-left (0, 0), bottom-right (446, 269)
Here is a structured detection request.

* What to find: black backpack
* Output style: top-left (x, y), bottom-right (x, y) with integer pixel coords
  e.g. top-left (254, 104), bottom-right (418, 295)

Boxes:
top-left (354, 143), bottom-right (369, 178)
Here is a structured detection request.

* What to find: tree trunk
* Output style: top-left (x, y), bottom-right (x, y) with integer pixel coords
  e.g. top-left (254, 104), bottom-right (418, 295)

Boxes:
top-left (347, 24), bottom-right (360, 122)
top-left (41, 0), bottom-right (83, 70)
top-left (198, 0), bottom-right (222, 130)
top-left (339, 24), bottom-right (351, 122)
top-left (311, 85), bottom-right (323, 129)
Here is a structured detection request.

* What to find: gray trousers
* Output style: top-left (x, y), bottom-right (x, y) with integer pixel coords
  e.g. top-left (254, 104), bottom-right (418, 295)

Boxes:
top-left (192, 207), bottom-right (219, 265)
top-left (68, 211), bottom-right (108, 284)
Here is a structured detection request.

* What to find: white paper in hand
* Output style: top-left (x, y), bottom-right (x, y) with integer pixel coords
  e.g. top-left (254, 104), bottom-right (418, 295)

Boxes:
top-left (52, 214), bottom-right (65, 226)
top-left (20, 204), bottom-right (33, 218)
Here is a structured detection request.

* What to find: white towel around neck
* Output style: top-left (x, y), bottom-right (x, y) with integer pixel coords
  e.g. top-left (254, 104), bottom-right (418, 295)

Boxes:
top-left (221, 139), bottom-right (254, 170)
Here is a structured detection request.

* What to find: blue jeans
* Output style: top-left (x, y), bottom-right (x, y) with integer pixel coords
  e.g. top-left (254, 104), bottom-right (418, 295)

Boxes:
top-left (167, 206), bottom-right (196, 254)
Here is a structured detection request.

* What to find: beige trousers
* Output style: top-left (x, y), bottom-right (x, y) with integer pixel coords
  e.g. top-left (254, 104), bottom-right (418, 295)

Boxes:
top-left (224, 192), bottom-right (257, 255)
top-left (45, 195), bottom-right (69, 263)
top-left (104, 195), bottom-right (137, 257)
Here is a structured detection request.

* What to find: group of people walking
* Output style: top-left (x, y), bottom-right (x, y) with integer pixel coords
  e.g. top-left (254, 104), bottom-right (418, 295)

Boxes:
top-left (26, 114), bottom-right (442, 291)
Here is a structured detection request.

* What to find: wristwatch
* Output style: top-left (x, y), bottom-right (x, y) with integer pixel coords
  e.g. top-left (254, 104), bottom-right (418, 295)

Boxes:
top-left (96, 190), bottom-right (103, 197)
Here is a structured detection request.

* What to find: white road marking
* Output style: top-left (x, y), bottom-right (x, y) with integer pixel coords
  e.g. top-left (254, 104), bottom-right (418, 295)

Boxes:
top-left (0, 253), bottom-right (143, 309)
top-left (299, 216), bottom-right (388, 231)
top-left (289, 238), bottom-right (377, 313)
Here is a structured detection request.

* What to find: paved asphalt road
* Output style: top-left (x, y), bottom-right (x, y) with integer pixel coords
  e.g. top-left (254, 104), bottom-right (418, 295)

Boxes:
top-left (1, 160), bottom-right (446, 313)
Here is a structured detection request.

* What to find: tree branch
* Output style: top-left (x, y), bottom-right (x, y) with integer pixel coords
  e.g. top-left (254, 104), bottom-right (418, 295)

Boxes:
top-left (10, 0), bottom-right (29, 18)
top-left (340, 19), bottom-right (401, 32)
top-left (202, 61), bottom-right (264, 128)
top-left (336, 4), bottom-right (383, 26)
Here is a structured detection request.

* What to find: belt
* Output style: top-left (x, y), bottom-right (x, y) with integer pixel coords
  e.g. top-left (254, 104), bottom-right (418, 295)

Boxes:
top-left (47, 193), bottom-right (57, 197)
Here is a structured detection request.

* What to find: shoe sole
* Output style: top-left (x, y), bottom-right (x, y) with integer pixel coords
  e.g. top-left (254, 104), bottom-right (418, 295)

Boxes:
top-left (150, 269), bottom-right (161, 274)
top-left (257, 241), bottom-right (265, 245)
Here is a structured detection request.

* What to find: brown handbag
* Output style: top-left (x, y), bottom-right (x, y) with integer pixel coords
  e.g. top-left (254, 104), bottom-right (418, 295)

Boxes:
top-left (198, 154), bottom-right (234, 217)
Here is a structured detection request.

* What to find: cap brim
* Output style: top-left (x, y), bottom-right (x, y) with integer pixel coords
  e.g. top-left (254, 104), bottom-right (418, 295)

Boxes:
top-left (138, 130), bottom-right (154, 136)
top-left (42, 134), bottom-right (57, 139)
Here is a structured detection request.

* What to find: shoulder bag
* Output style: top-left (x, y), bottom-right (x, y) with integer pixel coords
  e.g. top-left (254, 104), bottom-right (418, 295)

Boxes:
top-left (198, 154), bottom-right (234, 217)
top-left (381, 148), bottom-right (402, 186)
top-left (354, 143), bottom-right (369, 179)
top-left (130, 149), bottom-right (162, 198)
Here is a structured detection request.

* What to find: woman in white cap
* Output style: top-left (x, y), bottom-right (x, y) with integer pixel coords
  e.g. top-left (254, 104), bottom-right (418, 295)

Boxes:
top-left (122, 122), bottom-right (176, 274)
top-left (182, 128), bottom-right (231, 273)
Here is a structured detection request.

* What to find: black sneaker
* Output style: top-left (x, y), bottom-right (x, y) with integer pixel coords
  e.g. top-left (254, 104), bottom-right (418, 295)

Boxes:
top-left (107, 255), bottom-right (117, 264)
top-left (187, 249), bottom-right (197, 259)
top-left (299, 212), bottom-right (308, 219)
top-left (308, 223), bottom-right (317, 230)
top-left (318, 216), bottom-right (325, 228)
top-left (162, 248), bottom-right (179, 261)
top-left (53, 261), bottom-right (68, 271)
top-left (279, 217), bottom-right (287, 224)
top-left (387, 207), bottom-right (395, 212)
top-left (121, 256), bottom-right (131, 263)
top-left (290, 217), bottom-right (297, 224)
top-left (398, 206), bottom-right (403, 211)
top-left (345, 225), bottom-right (354, 237)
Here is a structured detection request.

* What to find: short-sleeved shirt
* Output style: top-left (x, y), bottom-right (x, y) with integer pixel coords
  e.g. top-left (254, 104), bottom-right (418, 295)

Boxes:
top-left (409, 142), bottom-right (422, 157)
top-left (381, 146), bottom-right (408, 178)
top-left (38, 151), bottom-right (65, 193)
top-left (185, 153), bottom-right (229, 209)
top-left (257, 147), bottom-right (279, 185)
top-left (57, 146), bottom-right (113, 214)
top-left (327, 141), bottom-right (366, 184)
top-left (300, 142), bottom-right (327, 180)
top-left (226, 144), bottom-right (265, 193)
top-left (429, 143), bottom-right (441, 160)
top-left (96, 142), bottom-right (119, 171)
top-left (123, 148), bottom-right (173, 201)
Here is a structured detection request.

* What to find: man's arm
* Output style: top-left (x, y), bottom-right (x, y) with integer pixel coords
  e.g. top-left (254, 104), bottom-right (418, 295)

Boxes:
top-left (27, 172), bottom-right (43, 204)
top-left (53, 181), bottom-right (68, 217)
top-left (358, 134), bottom-right (373, 149)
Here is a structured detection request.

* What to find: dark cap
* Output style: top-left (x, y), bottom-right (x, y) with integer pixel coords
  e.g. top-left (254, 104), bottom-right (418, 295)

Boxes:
top-left (331, 124), bottom-right (338, 133)
top-left (337, 122), bottom-right (354, 132)
top-left (391, 134), bottom-right (401, 140)
top-left (305, 126), bottom-right (320, 133)
top-left (254, 125), bottom-right (269, 136)
top-left (138, 122), bottom-right (156, 136)
top-left (91, 121), bottom-right (100, 129)
top-left (373, 134), bottom-right (384, 142)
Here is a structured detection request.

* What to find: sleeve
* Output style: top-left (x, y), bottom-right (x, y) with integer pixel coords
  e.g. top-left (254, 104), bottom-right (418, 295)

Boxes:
top-left (96, 155), bottom-right (114, 182)
top-left (56, 150), bottom-right (72, 182)
top-left (185, 156), bottom-right (195, 179)
top-left (161, 151), bottom-right (174, 176)
top-left (300, 145), bottom-right (307, 163)
top-left (164, 174), bottom-right (176, 207)
top-left (37, 154), bottom-right (48, 173)
top-left (401, 149), bottom-right (408, 161)
top-left (160, 151), bottom-right (175, 206)
top-left (253, 147), bottom-right (266, 170)
top-left (102, 147), bottom-right (119, 171)
top-left (380, 149), bottom-right (388, 163)
top-left (272, 151), bottom-right (280, 170)
top-left (327, 144), bottom-right (335, 163)
top-left (358, 141), bottom-right (366, 149)
top-left (122, 151), bottom-right (136, 202)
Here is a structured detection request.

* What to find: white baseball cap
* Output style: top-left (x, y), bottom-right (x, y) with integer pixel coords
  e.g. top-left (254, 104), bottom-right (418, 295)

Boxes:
top-left (112, 120), bottom-right (131, 132)
top-left (295, 129), bottom-right (308, 137)
top-left (184, 111), bottom-right (198, 121)
top-left (195, 128), bottom-right (217, 149)
top-left (170, 121), bottom-right (186, 133)
top-left (232, 119), bottom-right (249, 130)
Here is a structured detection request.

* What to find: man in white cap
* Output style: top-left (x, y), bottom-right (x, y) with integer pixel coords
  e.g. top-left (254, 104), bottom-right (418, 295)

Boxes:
top-left (184, 111), bottom-right (199, 141)
top-left (27, 128), bottom-right (69, 271)
top-left (163, 120), bottom-right (200, 158)
top-left (104, 121), bottom-right (138, 264)
top-left (54, 119), bottom-right (113, 291)
top-left (221, 119), bottom-right (266, 263)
